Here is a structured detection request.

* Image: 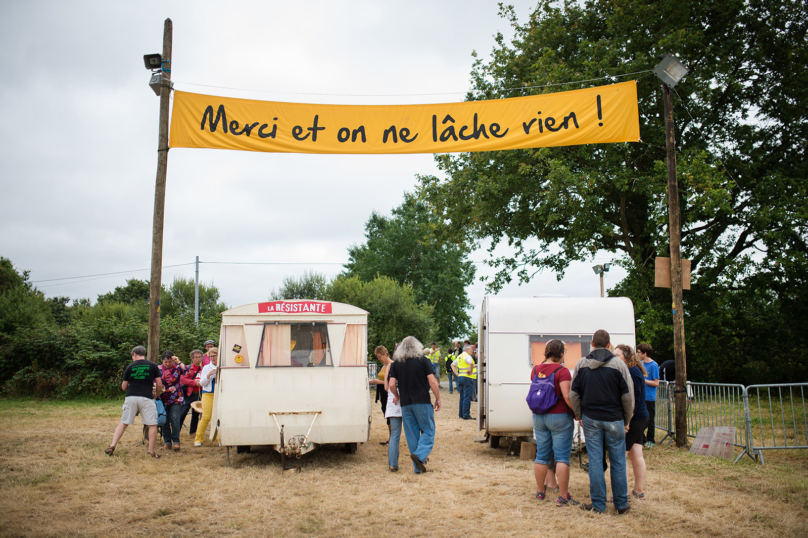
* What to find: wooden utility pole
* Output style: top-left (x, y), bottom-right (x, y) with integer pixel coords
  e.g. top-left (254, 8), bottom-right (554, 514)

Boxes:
top-left (662, 83), bottom-right (688, 447)
top-left (147, 18), bottom-right (173, 363)
top-left (599, 271), bottom-right (605, 298)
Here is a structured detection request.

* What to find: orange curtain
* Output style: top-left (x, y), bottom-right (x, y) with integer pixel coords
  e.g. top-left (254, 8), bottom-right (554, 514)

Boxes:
top-left (530, 342), bottom-right (546, 366)
top-left (340, 325), bottom-right (366, 366)
top-left (312, 329), bottom-right (327, 365)
top-left (563, 343), bottom-right (583, 370)
top-left (258, 325), bottom-right (291, 366)
top-left (531, 341), bottom-right (582, 369)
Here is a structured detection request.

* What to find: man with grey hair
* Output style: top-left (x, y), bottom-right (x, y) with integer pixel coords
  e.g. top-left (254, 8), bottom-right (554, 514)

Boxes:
top-left (388, 336), bottom-right (442, 474)
top-left (105, 346), bottom-right (164, 458)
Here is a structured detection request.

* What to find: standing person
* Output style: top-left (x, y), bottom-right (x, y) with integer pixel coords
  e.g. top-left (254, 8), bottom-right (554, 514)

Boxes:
top-left (159, 350), bottom-right (186, 451)
top-left (569, 329), bottom-right (634, 515)
top-left (384, 353), bottom-right (403, 472)
top-left (530, 340), bottom-right (580, 507)
top-left (388, 336), bottom-right (442, 474)
top-left (179, 349), bottom-right (204, 437)
top-left (201, 339), bottom-right (216, 366)
top-left (369, 346), bottom-right (394, 445)
top-left (194, 347), bottom-right (218, 447)
top-left (451, 344), bottom-right (476, 420)
top-left (615, 344), bottom-right (649, 502)
top-left (637, 343), bottom-right (659, 447)
top-left (446, 341), bottom-right (461, 394)
top-left (426, 343), bottom-right (442, 385)
top-left (105, 346), bottom-right (164, 458)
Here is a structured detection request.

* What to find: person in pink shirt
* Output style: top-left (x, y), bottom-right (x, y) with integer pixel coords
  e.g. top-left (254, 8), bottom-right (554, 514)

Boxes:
top-left (179, 349), bottom-right (204, 437)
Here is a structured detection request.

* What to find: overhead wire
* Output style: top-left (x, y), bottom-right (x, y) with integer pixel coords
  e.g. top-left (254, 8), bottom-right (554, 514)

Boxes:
top-left (31, 263), bottom-right (195, 285)
top-left (174, 70), bottom-right (653, 99)
top-left (32, 257), bottom-right (618, 288)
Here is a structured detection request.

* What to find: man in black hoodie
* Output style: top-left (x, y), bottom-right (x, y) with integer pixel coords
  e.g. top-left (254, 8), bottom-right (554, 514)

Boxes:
top-left (570, 329), bottom-right (634, 514)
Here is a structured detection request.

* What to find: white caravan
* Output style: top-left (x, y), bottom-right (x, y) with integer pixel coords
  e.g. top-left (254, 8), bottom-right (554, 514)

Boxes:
top-left (210, 300), bottom-right (371, 465)
top-left (477, 296), bottom-right (636, 447)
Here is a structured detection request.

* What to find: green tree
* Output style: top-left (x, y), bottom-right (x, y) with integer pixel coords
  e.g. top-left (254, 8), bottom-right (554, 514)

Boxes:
top-left (96, 279), bottom-right (150, 307)
top-left (269, 270), bottom-right (330, 301)
top-left (419, 1), bottom-right (808, 383)
top-left (328, 275), bottom-right (436, 358)
top-left (345, 194), bottom-right (476, 341)
top-left (0, 257), bottom-right (26, 293)
top-left (0, 258), bottom-right (53, 334)
top-left (160, 277), bottom-right (227, 319)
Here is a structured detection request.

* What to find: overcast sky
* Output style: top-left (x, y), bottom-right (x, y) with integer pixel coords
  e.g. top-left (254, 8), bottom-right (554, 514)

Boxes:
top-left (0, 0), bottom-right (625, 325)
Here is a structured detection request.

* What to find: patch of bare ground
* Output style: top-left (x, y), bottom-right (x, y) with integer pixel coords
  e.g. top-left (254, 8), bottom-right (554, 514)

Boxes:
top-left (0, 395), bottom-right (807, 537)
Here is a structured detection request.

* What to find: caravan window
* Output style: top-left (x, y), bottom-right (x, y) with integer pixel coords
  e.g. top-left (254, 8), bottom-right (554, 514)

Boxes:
top-left (256, 322), bottom-right (333, 367)
top-left (529, 335), bottom-right (591, 370)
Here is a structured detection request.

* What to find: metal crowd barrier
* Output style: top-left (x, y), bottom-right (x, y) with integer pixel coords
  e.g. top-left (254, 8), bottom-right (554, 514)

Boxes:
top-left (745, 384), bottom-right (808, 464)
top-left (686, 382), bottom-right (753, 463)
top-left (653, 381), bottom-right (808, 464)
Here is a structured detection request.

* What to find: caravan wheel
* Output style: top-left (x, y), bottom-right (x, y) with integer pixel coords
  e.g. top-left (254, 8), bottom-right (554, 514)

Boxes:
top-left (344, 442), bottom-right (358, 454)
top-left (488, 435), bottom-right (501, 449)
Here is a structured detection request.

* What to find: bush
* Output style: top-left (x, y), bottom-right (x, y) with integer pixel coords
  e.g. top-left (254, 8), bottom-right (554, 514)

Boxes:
top-left (328, 275), bottom-right (436, 358)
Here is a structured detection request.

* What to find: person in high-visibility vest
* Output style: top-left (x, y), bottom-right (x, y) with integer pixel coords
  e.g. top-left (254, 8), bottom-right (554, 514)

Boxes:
top-left (451, 344), bottom-right (476, 420)
top-left (426, 342), bottom-right (442, 384)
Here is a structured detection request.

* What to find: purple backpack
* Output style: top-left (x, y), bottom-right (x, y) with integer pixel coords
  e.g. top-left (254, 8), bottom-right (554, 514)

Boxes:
top-left (526, 364), bottom-right (564, 414)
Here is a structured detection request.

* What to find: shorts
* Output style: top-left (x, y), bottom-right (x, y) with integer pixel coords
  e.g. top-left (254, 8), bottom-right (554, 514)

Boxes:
top-left (532, 412), bottom-right (574, 466)
top-left (121, 396), bottom-right (158, 426)
top-left (625, 415), bottom-right (649, 449)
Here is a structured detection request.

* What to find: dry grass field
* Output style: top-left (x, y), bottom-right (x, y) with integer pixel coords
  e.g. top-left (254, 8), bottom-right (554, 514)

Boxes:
top-left (1, 393), bottom-right (807, 537)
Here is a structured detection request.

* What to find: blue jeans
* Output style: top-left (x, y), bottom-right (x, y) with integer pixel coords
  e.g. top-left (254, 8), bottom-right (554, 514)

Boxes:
top-left (432, 362), bottom-right (441, 380)
top-left (532, 413), bottom-right (574, 466)
top-left (162, 403), bottom-right (182, 445)
top-left (457, 376), bottom-right (473, 418)
top-left (582, 415), bottom-right (628, 512)
top-left (446, 367), bottom-right (456, 393)
top-left (388, 416), bottom-right (402, 469)
top-left (401, 404), bottom-right (435, 473)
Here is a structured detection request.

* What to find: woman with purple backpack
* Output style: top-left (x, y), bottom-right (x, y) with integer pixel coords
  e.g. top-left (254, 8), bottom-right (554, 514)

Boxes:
top-left (528, 339), bottom-right (579, 507)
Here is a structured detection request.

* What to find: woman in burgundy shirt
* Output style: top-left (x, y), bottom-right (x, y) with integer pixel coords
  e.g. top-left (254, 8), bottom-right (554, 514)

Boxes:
top-left (530, 340), bottom-right (579, 507)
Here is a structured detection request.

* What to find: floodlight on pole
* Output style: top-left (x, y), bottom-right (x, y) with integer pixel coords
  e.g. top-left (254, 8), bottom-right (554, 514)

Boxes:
top-left (592, 263), bottom-right (610, 297)
top-left (654, 52), bottom-right (690, 448)
top-left (652, 54), bottom-right (689, 88)
top-left (145, 52), bottom-right (173, 96)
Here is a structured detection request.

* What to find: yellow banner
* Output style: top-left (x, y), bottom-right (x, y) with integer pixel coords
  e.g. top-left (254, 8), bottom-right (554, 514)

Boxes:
top-left (169, 82), bottom-right (639, 154)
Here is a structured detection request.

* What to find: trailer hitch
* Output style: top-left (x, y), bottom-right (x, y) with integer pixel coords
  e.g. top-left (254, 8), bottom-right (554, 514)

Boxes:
top-left (270, 412), bottom-right (321, 461)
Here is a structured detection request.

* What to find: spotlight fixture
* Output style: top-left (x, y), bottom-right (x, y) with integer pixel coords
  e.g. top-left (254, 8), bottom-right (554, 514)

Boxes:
top-left (652, 54), bottom-right (689, 88)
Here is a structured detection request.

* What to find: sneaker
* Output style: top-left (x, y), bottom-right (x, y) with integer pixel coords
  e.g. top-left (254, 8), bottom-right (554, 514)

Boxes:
top-left (617, 505), bottom-right (631, 515)
top-left (535, 490), bottom-right (547, 501)
top-left (580, 503), bottom-right (603, 514)
top-left (194, 442), bottom-right (202, 447)
top-left (644, 441), bottom-right (655, 448)
top-left (557, 495), bottom-right (580, 507)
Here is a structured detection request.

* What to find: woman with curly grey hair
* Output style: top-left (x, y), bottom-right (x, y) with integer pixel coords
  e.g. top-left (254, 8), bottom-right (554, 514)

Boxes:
top-left (388, 336), bottom-right (442, 474)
